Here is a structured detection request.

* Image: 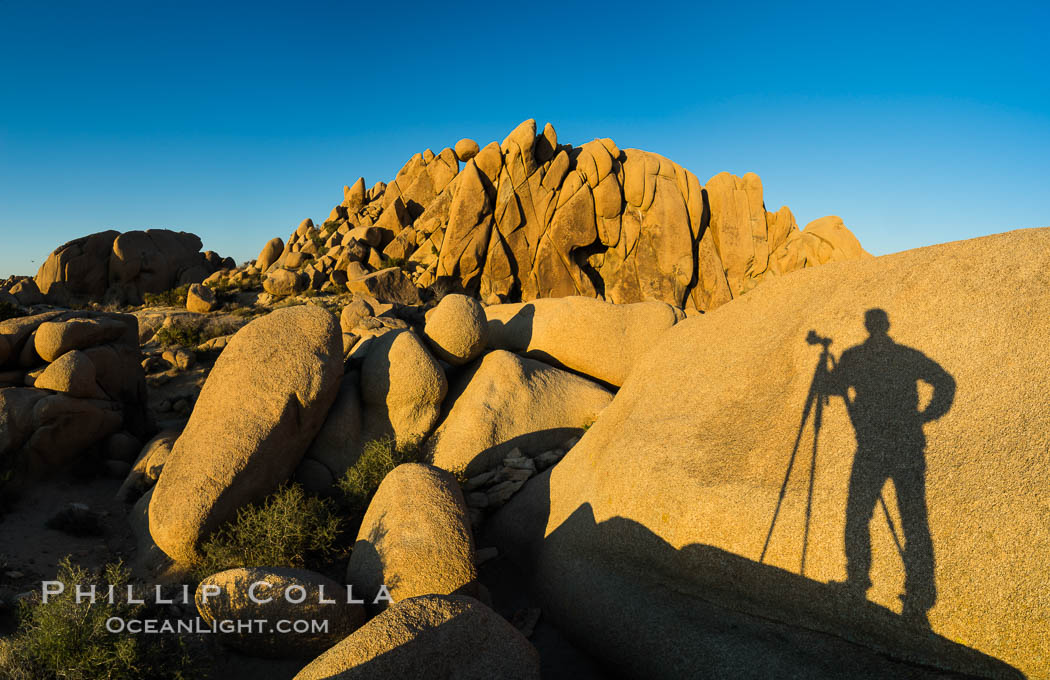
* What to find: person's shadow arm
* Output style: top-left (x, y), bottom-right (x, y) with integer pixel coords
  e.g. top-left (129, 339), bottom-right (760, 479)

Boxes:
top-left (919, 357), bottom-right (956, 422)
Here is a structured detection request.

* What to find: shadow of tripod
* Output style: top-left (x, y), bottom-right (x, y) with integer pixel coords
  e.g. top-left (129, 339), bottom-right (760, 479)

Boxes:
top-left (760, 330), bottom-right (905, 577)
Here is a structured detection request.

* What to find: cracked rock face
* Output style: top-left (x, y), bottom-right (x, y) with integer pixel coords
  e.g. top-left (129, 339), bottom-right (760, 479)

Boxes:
top-left (313, 118), bottom-right (869, 312)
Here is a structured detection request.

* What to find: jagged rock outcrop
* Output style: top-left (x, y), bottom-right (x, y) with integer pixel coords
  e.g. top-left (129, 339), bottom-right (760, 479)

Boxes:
top-left (284, 119), bottom-right (869, 313)
top-left (34, 229), bottom-right (229, 305)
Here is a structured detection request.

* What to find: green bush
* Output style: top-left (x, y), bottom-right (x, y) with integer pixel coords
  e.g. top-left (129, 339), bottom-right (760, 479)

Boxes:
top-left (192, 484), bottom-right (342, 579)
top-left (142, 284), bottom-right (190, 308)
top-left (153, 316), bottom-right (242, 349)
top-left (336, 436), bottom-right (421, 516)
top-left (153, 324), bottom-right (202, 348)
top-left (229, 306), bottom-right (260, 318)
top-left (379, 256), bottom-right (407, 270)
top-left (0, 558), bottom-right (199, 680)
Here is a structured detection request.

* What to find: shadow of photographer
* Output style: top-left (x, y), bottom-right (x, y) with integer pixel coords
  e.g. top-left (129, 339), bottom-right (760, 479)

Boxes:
top-left (763, 308), bottom-right (956, 627)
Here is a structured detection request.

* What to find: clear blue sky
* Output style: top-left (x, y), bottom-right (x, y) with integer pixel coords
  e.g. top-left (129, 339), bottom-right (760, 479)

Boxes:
top-left (1, 0), bottom-right (1047, 277)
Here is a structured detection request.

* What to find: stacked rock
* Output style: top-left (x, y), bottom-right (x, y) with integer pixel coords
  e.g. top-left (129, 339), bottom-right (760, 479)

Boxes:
top-left (0, 310), bottom-right (149, 483)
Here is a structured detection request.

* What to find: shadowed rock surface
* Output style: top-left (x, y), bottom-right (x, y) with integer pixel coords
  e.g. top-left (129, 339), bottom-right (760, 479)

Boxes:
top-left (489, 227), bottom-right (1049, 679)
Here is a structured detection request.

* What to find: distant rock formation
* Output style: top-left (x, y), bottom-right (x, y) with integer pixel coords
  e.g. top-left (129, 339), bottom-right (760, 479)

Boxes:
top-left (34, 229), bottom-right (233, 306)
top-left (283, 119), bottom-right (869, 312)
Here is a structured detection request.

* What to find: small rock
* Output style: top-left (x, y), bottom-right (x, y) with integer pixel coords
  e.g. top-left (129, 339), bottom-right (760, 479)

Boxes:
top-left (454, 138), bottom-right (480, 161)
top-left (466, 492), bottom-right (489, 509)
top-left (185, 283), bottom-right (219, 313)
top-left (500, 467), bottom-right (533, 482)
top-left (197, 334), bottom-right (233, 351)
top-left (503, 454), bottom-right (536, 472)
top-left (147, 372), bottom-right (172, 387)
top-left (422, 293), bottom-right (488, 365)
top-left (464, 470), bottom-right (497, 491)
top-left (103, 460), bottom-right (131, 479)
top-left (45, 503), bottom-right (103, 536)
top-left (511, 607), bottom-right (542, 638)
top-left (161, 348), bottom-right (196, 371)
top-left (105, 431), bottom-right (141, 462)
top-left (486, 480), bottom-right (525, 507)
top-left (263, 267), bottom-right (307, 297)
top-left (534, 449), bottom-right (564, 470)
top-left (475, 547), bottom-right (499, 566)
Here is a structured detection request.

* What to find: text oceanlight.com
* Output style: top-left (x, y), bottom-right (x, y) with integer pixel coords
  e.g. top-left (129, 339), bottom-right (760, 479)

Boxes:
top-left (106, 618), bottom-right (330, 635)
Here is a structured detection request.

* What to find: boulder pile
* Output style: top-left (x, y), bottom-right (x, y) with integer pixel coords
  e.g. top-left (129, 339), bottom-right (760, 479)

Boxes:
top-left (0, 310), bottom-right (149, 484)
top-left (215, 119), bottom-right (869, 314)
top-left (33, 229), bottom-right (233, 306)
top-left (12, 124), bottom-right (1042, 680)
top-left (0, 276), bottom-right (44, 307)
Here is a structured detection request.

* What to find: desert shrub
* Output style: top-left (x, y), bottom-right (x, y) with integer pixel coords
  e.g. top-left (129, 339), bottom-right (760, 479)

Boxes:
top-left (142, 284), bottom-right (190, 308)
top-left (0, 558), bottom-right (198, 680)
top-left (0, 301), bottom-right (26, 321)
top-left (154, 316), bottom-right (242, 349)
top-left (229, 306), bottom-right (260, 318)
top-left (205, 272), bottom-right (261, 297)
top-left (192, 484), bottom-right (342, 579)
top-left (336, 436), bottom-right (422, 516)
top-left (379, 256), bottom-right (407, 270)
top-left (153, 324), bottom-right (202, 348)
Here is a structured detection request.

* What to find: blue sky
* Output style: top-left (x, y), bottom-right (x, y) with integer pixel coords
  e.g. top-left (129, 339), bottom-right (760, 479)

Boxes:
top-left (1, 0), bottom-right (1047, 276)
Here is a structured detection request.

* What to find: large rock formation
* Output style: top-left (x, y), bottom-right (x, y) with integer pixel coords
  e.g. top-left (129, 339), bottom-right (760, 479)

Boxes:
top-left (298, 119), bottom-right (868, 313)
top-left (489, 228), bottom-right (1049, 679)
top-left (34, 229), bottom-right (228, 305)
